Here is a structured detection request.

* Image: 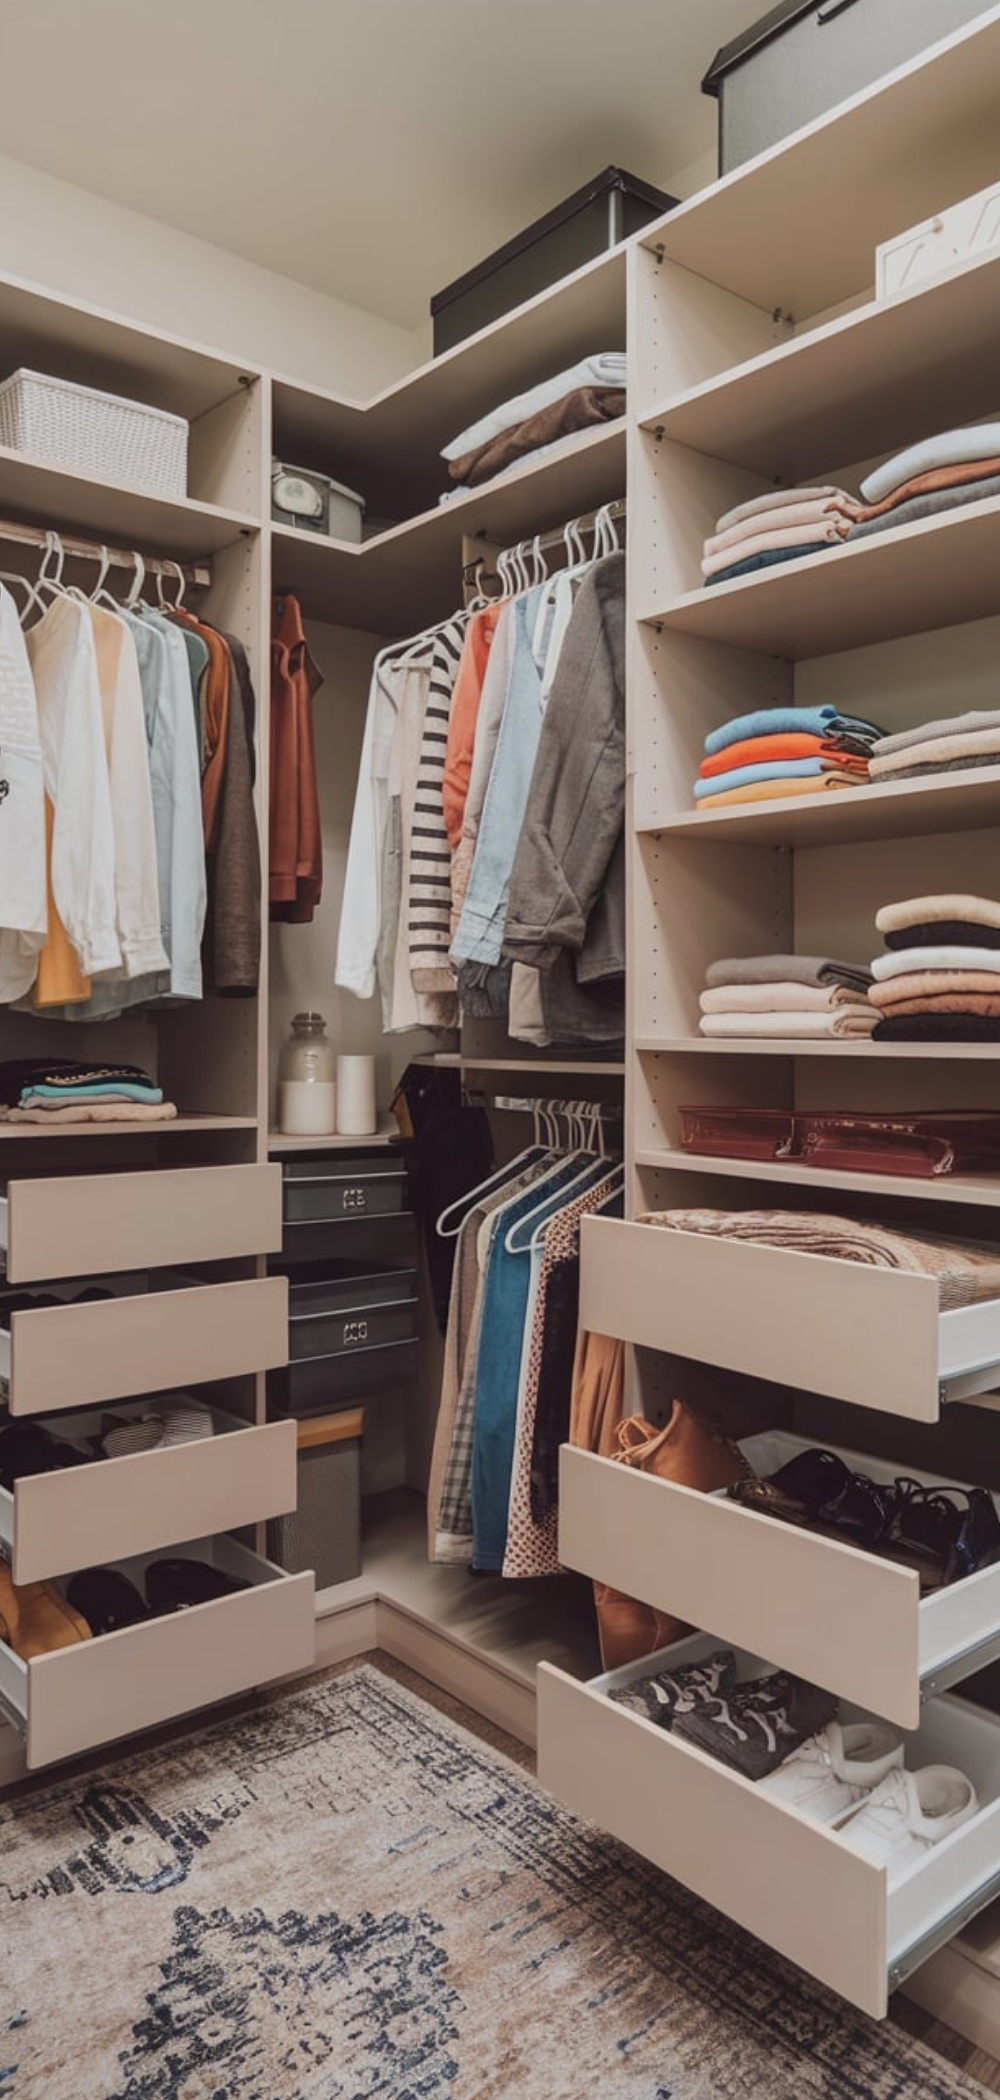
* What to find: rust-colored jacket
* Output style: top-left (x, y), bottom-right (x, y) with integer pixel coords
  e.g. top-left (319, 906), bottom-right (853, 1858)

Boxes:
top-left (270, 592), bottom-right (322, 922)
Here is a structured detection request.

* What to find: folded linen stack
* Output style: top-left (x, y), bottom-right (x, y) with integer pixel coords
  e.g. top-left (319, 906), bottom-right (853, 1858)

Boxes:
top-left (639, 1206), bottom-right (1000, 1308)
top-left (868, 708), bottom-right (1000, 785)
top-left (700, 952), bottom-right (876, 1038)
top-left (0, 1057), bottom-right (177, 1123)
top-left (869, 893), bottom-right (1000, 1042)
top-left (848, 421), bottom-right (1000, 545)
top-left (702, 485), bottom-right (863, 589)
top-left (441, 353), bottom-right (627, 496)
top-left (695, 704), bottom-right (883, 810)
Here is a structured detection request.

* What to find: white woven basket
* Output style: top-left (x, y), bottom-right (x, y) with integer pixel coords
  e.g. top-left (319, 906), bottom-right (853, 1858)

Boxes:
top-left (0, 368), bottom-right (188, 497)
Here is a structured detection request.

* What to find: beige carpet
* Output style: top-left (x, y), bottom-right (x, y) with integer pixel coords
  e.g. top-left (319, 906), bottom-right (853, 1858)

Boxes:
top-left (1, 1658), bottom-right (994, 2099)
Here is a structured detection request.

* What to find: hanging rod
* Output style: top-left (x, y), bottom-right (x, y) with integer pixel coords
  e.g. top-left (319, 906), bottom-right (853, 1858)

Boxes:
top-left (462, 498), bottom-right (626, 589)
top-left (0, 516), bottom-right (212, 588)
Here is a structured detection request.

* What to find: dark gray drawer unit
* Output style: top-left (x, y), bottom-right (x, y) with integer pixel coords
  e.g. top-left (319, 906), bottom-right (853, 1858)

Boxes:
top-left (282, 1155), bottom-right (408, 1224)
top-left (288, 1263), bottom-right (419, 1361)
top-left (271, 1150), bottom-right (419, 1419)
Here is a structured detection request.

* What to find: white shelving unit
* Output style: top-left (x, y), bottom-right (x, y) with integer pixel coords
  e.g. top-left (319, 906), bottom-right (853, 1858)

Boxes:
top-left (535, 1), bottom-right (1000, 2032)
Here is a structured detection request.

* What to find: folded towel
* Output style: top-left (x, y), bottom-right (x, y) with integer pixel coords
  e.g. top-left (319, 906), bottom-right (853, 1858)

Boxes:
top-left (705, 953), bottom-right (872, 991)
top-left (705, 495), bottom-right (863, 556)
top-left (448, 386), bottom-right (625, 488)
top-left (873, 709), bottom-right (1000, 758)
top-left (699, 1008), bottom-right (875, 1038)
top-left (702, 518), bottom-right (850, 578)
top-left (873, 1013), bottom-right (1000, 1041)
top-left (861, 423), bottom-right (1000, 504)
top-left (694, 757), bottom-right (827, 798)
top-left (700, 982), bottom-right (872, 1013)
top-left (849, 469), bottom-right (1000, 542)
top-left (442, 353), bottom-right (627, 461)
top-left (872, 945), bottom-right (1000, 980)
top-left (696, 776), bottom-right (859, 808)
top-left (871, 727), bottom-right (1000, 777)
top-left (868, 970), bottom-right (1000, 1006)
top-left (877, 894), bottom-right (1000, 935)
top-left (638, 1206), bottom-right (1000, 1307)
top-left (885, 919), bottom-right (1000, 952)
top-left (714, 487), bottom-right (856, 534)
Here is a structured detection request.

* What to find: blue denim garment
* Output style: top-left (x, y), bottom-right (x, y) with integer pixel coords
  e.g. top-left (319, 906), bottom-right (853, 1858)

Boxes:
top-left (470, 1159), bottom-right (604, 1571)
top-left (450, 591), bottom-right (545, 968)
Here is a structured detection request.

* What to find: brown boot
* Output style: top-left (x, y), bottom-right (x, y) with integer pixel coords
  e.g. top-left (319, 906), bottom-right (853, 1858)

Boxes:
top-left (0, 1563), bottom-right (91, 1658)
top-left (594, 1582), bottom-right (690, 1672)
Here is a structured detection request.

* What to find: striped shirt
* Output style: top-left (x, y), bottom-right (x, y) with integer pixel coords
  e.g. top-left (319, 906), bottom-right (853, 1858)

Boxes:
top-left (408, 616), bottom-right (467, 993)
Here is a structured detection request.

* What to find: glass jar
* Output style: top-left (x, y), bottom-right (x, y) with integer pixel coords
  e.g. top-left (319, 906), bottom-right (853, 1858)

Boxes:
top-left (277, 1012), bottom-right (337, 1135)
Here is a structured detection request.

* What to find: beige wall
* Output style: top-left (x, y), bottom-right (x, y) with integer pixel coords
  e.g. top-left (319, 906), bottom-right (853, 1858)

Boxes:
top-left (0, 151), bottom-right (422, 397)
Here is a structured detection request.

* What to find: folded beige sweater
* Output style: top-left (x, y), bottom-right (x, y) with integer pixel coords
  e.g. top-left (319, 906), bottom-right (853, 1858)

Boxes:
top-left (638, 1206), bottom-right (1000, 1308)
top-left (876, 894), bottom-right (1000, 934)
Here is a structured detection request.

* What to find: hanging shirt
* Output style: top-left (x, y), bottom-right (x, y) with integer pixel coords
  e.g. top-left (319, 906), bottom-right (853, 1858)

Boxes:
top-left (0, 584), bottom-right (46, 1001)
top-left (451, 590), bottom-right (545, 969)
top-left (26, 595), bottom-right (121, 983)
top-left (130, 610), bottom-right (207, 1000)
top-left (407, 616), bottom-right (466, 996)
top-left (270, 592), bottom-right (322, 923)
top-left (89, 604), bottom-right (169, 980)
top-left (442, 602), bottom-right (505, 850)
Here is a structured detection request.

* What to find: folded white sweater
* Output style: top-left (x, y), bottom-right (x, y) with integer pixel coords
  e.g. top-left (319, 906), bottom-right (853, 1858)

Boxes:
top-left (442, 354), bottom-right (627, 461)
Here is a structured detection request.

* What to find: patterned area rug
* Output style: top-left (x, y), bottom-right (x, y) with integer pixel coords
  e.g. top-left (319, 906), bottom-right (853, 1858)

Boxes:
top-left (0, 1661), bottom-right (990, 2099)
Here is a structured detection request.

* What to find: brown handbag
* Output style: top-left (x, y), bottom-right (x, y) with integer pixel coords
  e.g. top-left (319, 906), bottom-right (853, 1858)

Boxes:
top-left (593, 1403), bottom-right (751, 1672)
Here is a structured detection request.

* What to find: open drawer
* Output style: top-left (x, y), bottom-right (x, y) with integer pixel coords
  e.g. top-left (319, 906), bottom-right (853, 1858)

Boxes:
top-left (0, 1536), bottom-right (315, 1769)
top-left (0, 1275), bottom-right (289, 1416)
top-left (558, 1436), bottom-right (1000, 1730)
top-left (537, 1633), bottom-right (1000, 2018)
top-left (0, 1405), bottom-right (297, 1584)
top-left (0, 1162), bottom-right (282, 1282)
top-left (580, 1215), bottom-right (1000, 1421)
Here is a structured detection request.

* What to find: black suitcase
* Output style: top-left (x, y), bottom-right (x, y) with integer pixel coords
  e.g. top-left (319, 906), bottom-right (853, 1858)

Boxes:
top-left (702, 0), bottom-right (987, 175)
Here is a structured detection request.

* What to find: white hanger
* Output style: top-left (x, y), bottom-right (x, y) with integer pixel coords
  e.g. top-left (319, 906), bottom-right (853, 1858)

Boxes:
top-left (434, 1143), bottom-right (551, 1238)
top-left (503, 1153), bottom-right (609, 1254)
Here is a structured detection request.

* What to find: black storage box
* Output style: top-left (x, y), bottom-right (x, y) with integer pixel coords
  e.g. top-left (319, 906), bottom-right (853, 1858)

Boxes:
top-left (703, 0), bottom-right (987, 175)
top-left (431, 166), bottom-right (677, 355)
top-left (281, 1153), bottom-right (409, 1226)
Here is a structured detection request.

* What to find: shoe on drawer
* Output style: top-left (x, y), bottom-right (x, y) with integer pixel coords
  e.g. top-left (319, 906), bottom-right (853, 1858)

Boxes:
top-left (840, 1765), bottom-right (978, 1871)
top-left (757, 1720), bottom-right (904, 1824)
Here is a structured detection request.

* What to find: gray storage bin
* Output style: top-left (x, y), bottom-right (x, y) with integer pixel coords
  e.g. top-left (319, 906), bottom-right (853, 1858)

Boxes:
top-left (266, 1408), bottom-right (362, 1585)
top-left (280, 1209), bottom-right (418, 1268)
top-left (277, 1336), bottom-right (419, 1416)
top-left (702, 0), bottom-right (986, 174)
top-left (287, 1263), bottom-right (418, 1362)
top-left (282, 1154), bottom-right (408, 1226)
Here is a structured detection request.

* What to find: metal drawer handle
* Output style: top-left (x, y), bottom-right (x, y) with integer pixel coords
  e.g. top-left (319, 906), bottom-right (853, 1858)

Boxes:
top-left (817, 0), bottom-right (860, 22)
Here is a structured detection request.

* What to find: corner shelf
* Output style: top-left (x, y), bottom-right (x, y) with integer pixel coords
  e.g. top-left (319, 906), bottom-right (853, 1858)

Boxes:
top-left (0, 446), bottom-right (258, 558)
top-left (635, 1146), bottom-right (1000, 1209)
top-left (634, 1037), bottom-right (1000, 1061)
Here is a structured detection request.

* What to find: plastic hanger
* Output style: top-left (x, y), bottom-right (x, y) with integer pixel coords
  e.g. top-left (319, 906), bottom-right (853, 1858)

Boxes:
top-left (503, 1153), bottom-right (610, 1254)
top-left (434, 1144), bottom-right (551, 1238)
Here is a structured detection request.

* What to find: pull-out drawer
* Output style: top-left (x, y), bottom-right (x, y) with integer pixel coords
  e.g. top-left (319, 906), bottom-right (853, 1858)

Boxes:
top-left (0, 1406), bottom-right (297, 1584)
top-left (0, 1275), bottom-right (289, 1416)
top-left (558, 1437), bottom-right (1000, 1730)
top-left (580, 1215), bottom-right (1000, 1421)
top-left (0, 1163), bottom-right (282, 1282)
top-left (281, 1156), bottom-right (408, 1226)
top-left (0, 1537), bottom-right (314, 1769)
top-left (537, 1634), bottom-right (1000, 2019)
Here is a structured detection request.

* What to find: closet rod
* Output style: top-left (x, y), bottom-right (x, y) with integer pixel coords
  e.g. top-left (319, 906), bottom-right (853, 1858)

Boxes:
top-left (462, 497), bottom-right (626, 588)
top-left (0, 516), bottom-right (211, 588)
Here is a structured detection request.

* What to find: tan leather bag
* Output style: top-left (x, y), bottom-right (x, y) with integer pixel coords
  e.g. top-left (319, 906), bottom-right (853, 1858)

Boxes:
top-left (594, 1403), bottom-right (751, 1672)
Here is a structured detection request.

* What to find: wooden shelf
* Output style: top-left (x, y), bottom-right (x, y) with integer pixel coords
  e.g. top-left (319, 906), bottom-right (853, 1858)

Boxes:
top-left (644, 494), bottom-right (1000, 659)
top-left (643, 766), bottom-right (1000, 849)
top-left (0, 446), bottom-right (257, 559)
top-left (639, 247), bottom-right (1000, 484)
top-left (271, 247), bottom-right (626, 520)
top-left (271, 421), bottom-right (626, 631)
top-left (267, 1117), bottom-right (399, 1152)
top-left (635, 1146), bottom-right (1000, 1209)
top-left (639, 7), bottom-right (1000, 322)
top-left (0, 1115), bottom-right (257, 1140)
top-left (411, 1052), bottom-right (623, 1076)
top-left (0, 268), bottom-right (260, 423)
top-left (634, 1037), bottom-right (1000, 1061)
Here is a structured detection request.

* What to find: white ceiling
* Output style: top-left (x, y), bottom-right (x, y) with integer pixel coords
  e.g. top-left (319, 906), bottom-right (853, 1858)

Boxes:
top-left (0, 0), bottom-right (766, 329)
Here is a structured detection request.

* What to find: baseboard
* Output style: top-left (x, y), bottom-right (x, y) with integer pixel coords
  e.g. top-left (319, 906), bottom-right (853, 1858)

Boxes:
top-left (314, 1596), bottom-right (379, 1668)
top-left (903, 1926), bottom-right (1000, 2055)
top-left (375, 1597), bottom-right (537, 1747)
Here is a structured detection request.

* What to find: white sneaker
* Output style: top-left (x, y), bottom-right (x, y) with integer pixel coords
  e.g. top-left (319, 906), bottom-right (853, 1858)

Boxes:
top-left (757, 1720), bottom-right (904, 1825)
top-left (840, 1764), bottom-right (978, 1873)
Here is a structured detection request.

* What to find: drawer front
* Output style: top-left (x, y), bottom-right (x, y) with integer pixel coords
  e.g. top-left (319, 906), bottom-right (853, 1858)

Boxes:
top-left (1, 1276), bottom-right (289, 1416)
top-left (1, 1539), bottom-right (315, 1770)
top-left (282, 1160), bottom-right (408, 1226)
top-left (579, 1215), bottom-right (975, 1422)
top-left (279, 1336), bottom-right (418, 1414)
top-left (537, 1644), bottom-right (1000, 2018)
top-left (289, 1295), bottom-right (418, 1362)
top-left (1, 1412), bottom-right (297, 1584)
top-left (0, 1163), bottom-right (282, 1282)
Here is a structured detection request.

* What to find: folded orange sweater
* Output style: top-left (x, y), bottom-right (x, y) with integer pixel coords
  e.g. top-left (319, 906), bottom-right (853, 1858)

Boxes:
top-left (699, 735), bottom-right (870, 779)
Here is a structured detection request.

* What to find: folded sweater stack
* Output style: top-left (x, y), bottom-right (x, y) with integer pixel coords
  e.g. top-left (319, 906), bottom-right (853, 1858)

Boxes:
top-left (442, 353), bottom-right (627, 496)
top-left (695, 704), bottom-right (883, 809)
top-left (0, 1058), bottom-right (176, 1124)
top-left (702, 486), bottom-right (863, 589)
top-left (848, 422), bottom-right (1000, 546)
top-left (868, 708), bottom-right (1000, 785)
top-left (868, 894), bottom-right (1000, 1042)
top-left (639, 1205), bottom-right (1000, 1309)
top-left (700, 952), bottom-right (875, 1038)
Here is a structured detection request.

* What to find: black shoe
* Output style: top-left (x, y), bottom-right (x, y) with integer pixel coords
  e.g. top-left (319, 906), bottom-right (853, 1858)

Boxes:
top-left (728, 1446), bottom-right (892, 1550)
top-left (145, 1559), bottom-right (251, 1613)
top-left (66, 1567), bottom-right (150, 1635)
top-left (946, 1487), bottom-right (1000, 1585)
top-left (672, 1670), bottom-right (838, 1780)
top-left (0, 1421), bottom-right (91, 1490)
top-left (608, 1648), bottom-right (737, 1728)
